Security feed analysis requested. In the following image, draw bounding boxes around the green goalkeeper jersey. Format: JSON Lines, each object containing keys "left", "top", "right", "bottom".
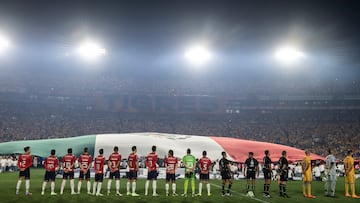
{"left": 182, "top": 154, "right": 196, "bottom": 173}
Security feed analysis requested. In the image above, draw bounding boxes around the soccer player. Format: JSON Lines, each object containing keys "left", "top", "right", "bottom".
{"left": 77, "top": 147, "right": 92, "bottom": 195}
{"left": 324, "top": 148, "right": 337, "bottom": 197}
{"left": 278, "top": 150, "right": 289, "bottom": 198}
{"left": 344, "top": 150, "right": 360, "bottom": 198}
{"left": 182, "top": 148, "right": 196, "bottom": 197}
{"left": 197, "top": 150, "right": 212, "bottom": 196}
{"left": 41, "top": 149, "right": 59, "bottom": 196}
{"left": 244, "top": 152, "right": 259, "bottom": 195}
{"left": 93, "top": 148, "right": 105, "bottom": 196}
{"left": 145, "top": 145, "right": 159, "bottom": 196}
{"left": 302, "top": 150, "right": 316, "bottom": 198}
{"left": 16, "top": 146, "right": 33, "bottom": 195}
{"left": 60, "top": 148, "right": 76, "bottom": 195}
{"left": 165, "top": 149, "right": 178, "bottom": 196}
{"left": 219, "top": 151, "right": 232, "bottom": 196}
{"left": 107, "top": 146, "right": 122, "bottom": 196}
{"left": 262, "top": 150, "right": 272, "bottom": 197}
{"left": 127, "top": 146, "right": 139, "bottom": 196}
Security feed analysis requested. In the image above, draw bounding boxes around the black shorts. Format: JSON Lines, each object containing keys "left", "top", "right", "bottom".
{"left": 63, "top": 171, "right": 75, "bottom": 179}
{"left": 263, "top": 169, "right": 271, "bottom": 180}
{"left": 166, "top": 173, "right": 176, "bottom": 182}
{"left": 127, "top": 171, "right": 137, "bottom": 180}
{"left": 280, "top": 171, "right": 288, "bottom": 182}
{"left": 19, "top": 168, "right": 30, "bottom": 179}
{"left": 79, "top": 170, "right": 91, "bottom": 180}
{"left": 200, "top": 173, "right": 210, "bottom": 180}
{"left": 95, "top": 174, "right": 104, "bottom": 182}
{"left": 185, "top": 172, "right": 194, "bottom": 179}
{"left": 246, "top": 171, "right": 256, "bottom": 179}
{"left": 147, "top": 171, "right": 158, "bottom": 180}
{"left": 221, "top": 171, "right": 232, "bottom": 180}
{"left": 44, "top": 171, "right": 56, "bottom": 181}
{"left": 109, "top": 171, "right": 120, "bottom": 179}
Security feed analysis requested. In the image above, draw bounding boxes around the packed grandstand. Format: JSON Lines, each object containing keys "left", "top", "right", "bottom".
{"left": 0, "top": 70, "right": 359, "bottom": 159}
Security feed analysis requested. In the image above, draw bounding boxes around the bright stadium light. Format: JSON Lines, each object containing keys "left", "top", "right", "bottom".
{"left": 274, "top": 46, "right": 305, "bottom": 64}
{"left": 77, "top": 41, "right": 106, "bottom": 61}
{"left": 184, "top": 45, "right": 212, "bottom": 66}
{"left": 0, "top": 35, "right": 10, "bottom": 53}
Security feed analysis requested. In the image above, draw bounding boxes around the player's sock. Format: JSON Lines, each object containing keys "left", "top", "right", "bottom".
{"left": 246, "top": 183, "right": 250, "bottom": 192}
{"left": 165, "top": 183, "right": 169, "bottom": 195}
{"left": 172, "top": 183, "right": 176, "bottom": 194}
{"left": 184, "top": 179, "right": 189, "bottom": 194}
{"left": 207, "top": 183, "right": 210, "bottom": 195}
{"left": 302, "top": 183, "right": 306, "bottom": 195}
{"left": 87, "top": 181, "right": 91, "bottom": 193}
{"left": 324, "top": 180, "right": 329, "bottom": 195}
{"left": 70, "top": 179, "right": 75, "bottom": 194}
{"left": 267, "top": 184, "right": 270, "bottom": 194}
{"left": 191, "top": 179, "right": 195, "bottom": 194}
{"left": 199, "top": 182, "right": 203, "bottom": 195}
{"left": 152, "top": 180, "right": 157, "bottom": 195}
{"left": 282, "top": 184, "right": 286, "bottom": 194}
{"left": 263, "top": 184, "right": 266, "bottom": 194}
{"left": 227, "top": 184, "right": 232, "bottom": 193}
{"left": 222, "top": 183, "right": 225, "bottom": 195}
{"left": 78, "top": 181, "right": 82, "bottom": 193}
{"left": 42, "top": 182, "right": 47, "bottom": 193}
{"left": 279, "top": 184, "right": 283, "bottom": 196}
{"left": 126, "top": 182, "right": 130, "bottom": 193}
{"left": 132, "top": 182, "right": 136, "bottom": 194}
{"left": 107, "top": 179, "right": 112, "bottom": 193}
{"left": 25, "top": 180, "right": 30, "bottom": 194}
{"left": 115, "top": 180, "right": 120, "bottom": 193}
{"left": 93, "top": 182, "right": 97, "bottom": 195}
{"left": 331, "top": 181, "right": 336, "bottom": 196}
{"left": 252, "top": 184, "right": 255, "bottom": 192}
{"left": 351, "top": 183, "right": 356, "bottom": 196}
{"left": 60, "top": 179, "right": 66, "bottom": 194}
{"left": 51, "top": 182, "right": 55, "bottom": 193}
{"left": 145, "top": 180, "right": 149, "bottom": 195}
{"left": 307, "top": 184, "right": 311, "bottom": 196}
{"left": 97, "top": 182, "right": 102, "bottom": 195}
{"left": 345, "top": 183, "right": 349, "bottom": 195}
{"left": 16, "top": 180, "right": 22, "bottom": 193}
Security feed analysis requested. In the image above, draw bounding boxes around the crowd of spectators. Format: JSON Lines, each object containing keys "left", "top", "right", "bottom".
{"left": 0, "top": 102, "right": 359, "bottom": 159}
{"left": 1, "top": 71, "right": 360, "bottom": 97}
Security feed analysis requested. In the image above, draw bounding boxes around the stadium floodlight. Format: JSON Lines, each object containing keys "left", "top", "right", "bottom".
{"left": 184, "top": 45, "right": 212, "bottom": 66}
{"left": 0, "top": 35, "right": 9, "bottom": 53}
{"left": 274, "top": 46, "right": 305, "bottom": 64}
{"left": 77, "top": 41, "right": 106, "bottom": 61}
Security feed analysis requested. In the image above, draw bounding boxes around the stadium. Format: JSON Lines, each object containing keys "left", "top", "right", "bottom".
{"left": 0, "top": 0, "right": 360, "bottom": 203}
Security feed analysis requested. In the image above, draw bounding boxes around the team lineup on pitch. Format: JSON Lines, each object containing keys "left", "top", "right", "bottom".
{"left": 14, "top": 145, "right": 360, "bottom": 200}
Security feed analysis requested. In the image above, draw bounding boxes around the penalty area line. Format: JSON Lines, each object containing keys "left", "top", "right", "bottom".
{"left": 210, "top": 183, "right": 270, "bottom": 203}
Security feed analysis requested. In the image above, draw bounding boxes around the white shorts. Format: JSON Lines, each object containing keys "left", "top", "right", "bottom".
{"left": 327, "top": 173, "right": 337, "bottom": 181}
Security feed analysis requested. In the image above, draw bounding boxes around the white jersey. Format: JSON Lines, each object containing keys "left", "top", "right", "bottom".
{"left": 325, "top": 154, "right": 336, "bottom": 175}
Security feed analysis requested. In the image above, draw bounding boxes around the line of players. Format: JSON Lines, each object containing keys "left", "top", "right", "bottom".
{"left": 15, "top": 146, "right": 360, "bottom": 198}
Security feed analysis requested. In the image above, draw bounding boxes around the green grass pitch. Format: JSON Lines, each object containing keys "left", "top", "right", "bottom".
{"left": 1, "top": 169, "right": 359, "bottom": 203}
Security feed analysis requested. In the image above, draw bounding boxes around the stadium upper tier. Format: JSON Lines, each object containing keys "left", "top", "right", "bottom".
{"left": 0, "top": 71, "right": 360, "bottom": 97}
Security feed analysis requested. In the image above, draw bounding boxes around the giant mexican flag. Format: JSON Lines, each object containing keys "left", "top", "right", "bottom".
{"left": 0, "top": 133, "right": 324, "bottom": 162}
